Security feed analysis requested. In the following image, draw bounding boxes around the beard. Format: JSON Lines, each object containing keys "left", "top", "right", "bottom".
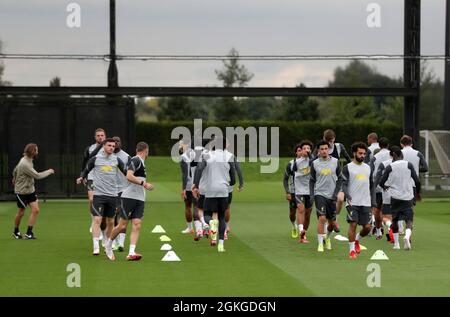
{"left": 356, "top": 156, "right": 364, "bottom": 163}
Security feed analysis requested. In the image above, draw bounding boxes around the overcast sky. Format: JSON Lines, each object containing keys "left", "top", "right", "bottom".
{"left": 0, "top": 0, "right": 446, "bottom": 87}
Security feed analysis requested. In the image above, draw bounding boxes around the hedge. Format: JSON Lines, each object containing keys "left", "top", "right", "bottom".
{"left": 136, "top": 121, "right": 403, "bottom": 157}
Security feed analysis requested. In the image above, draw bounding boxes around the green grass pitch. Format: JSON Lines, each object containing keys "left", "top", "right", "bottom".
{"left": 1, "top": 157, "right": 449, "bottom": 296}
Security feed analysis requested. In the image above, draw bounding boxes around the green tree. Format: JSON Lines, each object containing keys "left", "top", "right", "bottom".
{"left": 329, "top": 60, "right": 401, "bottom": 88}
{"left": 240, "top": 97, "right": 279, "bottom": 121}
{"left": 419, "top": 64, "right": 444, "bottom": 130}
{"left": 215, "top": 48, "right": 254, "bottom": 88}
{"left": 49, "top": 76, "right": 61, "bottom": 87}
{"left": 214, "top": 48, "right": 254, "bottom": 121}
{"left": 318, "top": 60, "right": 404, "bottom": 124}
{"left": 278, "top": 84, "right": 319, "bottom": 121}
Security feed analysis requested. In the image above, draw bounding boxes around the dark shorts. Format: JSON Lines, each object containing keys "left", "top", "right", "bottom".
{"left": 381, "top": 204, "right": 392, "bottom": 215}
{"left": 197, "top": 194, "right": 206, "bottom": 209}
{"left": 228, "top": 192, "right": 233, "bottom": 205}
{"left": 375, "top": 193, "right": 383, "bottom": 209}
{"left": 315, "top": 196, "right": 337, "bottom": 221}
{"left": 119, "top": 197, "right": 145, "bottom": 220}
{"left": 91, "top": 195, "right": 117, "bottom": 218}
{"left": 346, "top": 205, "right": 372, "bottom": 225}
{"left": 295, "top": 195, "right": 312, "bottom": 209}
{"left": 86, "top": 180, "right": 94, "bottom": 191}
{"left": 288, "top": 193, "right": 296, "bottom": 210}
{"left": 184, "top": 190, "right": 197, "bottom": 207}
{"left": 391, "top": 198, "right": 414, "bottom": 221}
{"left": 16, "top": 192, "right": 37, "bottom": 208}
{"left": 204, "top": 197, "right": 229, "bottom": 214}
{"left": 392, "top": 208, "right": 414, "bottom": 222}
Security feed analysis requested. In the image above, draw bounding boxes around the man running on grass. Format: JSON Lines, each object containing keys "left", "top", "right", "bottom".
{"left": 105, "top": 142, "right": 153, "bottom": 261}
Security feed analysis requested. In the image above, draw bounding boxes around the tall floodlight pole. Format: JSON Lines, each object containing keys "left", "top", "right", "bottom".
{"left": 108, "top": 0, "right": 118, "bottom": 88}
{"left": 404, "top": 0, "right": 421, "bottom": 145}
{"left": 444, "top": 0, "right": 450, "bottom": 130}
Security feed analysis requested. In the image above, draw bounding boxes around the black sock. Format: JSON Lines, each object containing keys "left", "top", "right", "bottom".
{"left": 27, "top": 226, "right": 33, "bottom": 234}
{"left": 14, "top": 227, "right": 19, "bottom": 234}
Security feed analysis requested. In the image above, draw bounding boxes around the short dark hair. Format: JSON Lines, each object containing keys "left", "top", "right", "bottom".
{"left": 379, "top": 137, "right": 389, "bottom": 148}
{"left": 323, "top": 129, "right": 335, "bottom": 141}
{"left": 317, "top": 140, "right": 330, "bottom": 149}
{"left": 351, "top": 142, "right": 367, "bottom": 153}
{"left": 136, "top": 142, "right": 149, "bottom": 152}
{"left": 389, "top": 145, "right": 403, "bottom": 159}
{"left": 112, "top": 136, "right": 121, "bottom": 143}
{"left": 104, "top": 138, "right": 116, "bottom": 144}
{"left": 299, "top": 140, "right": 314, "bottom": 150}
{"left": 400, "top": 135, "right": 413, "bottom": 146}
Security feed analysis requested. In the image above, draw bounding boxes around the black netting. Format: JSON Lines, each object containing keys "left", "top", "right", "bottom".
{"left": 0, "top": 97, "right": 135, "bottom": 199}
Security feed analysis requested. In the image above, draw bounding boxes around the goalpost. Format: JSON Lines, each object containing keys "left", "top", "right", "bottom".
{"left": 420, "top": 130, "right": 450, "bottom": 190}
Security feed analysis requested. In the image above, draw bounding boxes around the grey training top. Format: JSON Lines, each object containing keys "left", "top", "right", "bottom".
{"left": 81, "top": 152, "right": 126, "bottom": 197}
{"left": 370, "top": 148, "right": 391, "bottom": 193}
{"left": 121, "top": 156, "right": 147, "bottom": 202}
{"left": 292, "top": 156, "right": 311, "bottom": 196}
{"left": 379, "top": 160, "right": 421, "bottom": 201}
{"left": 283, "top": 160, "right": 295, "bottom": 194}
{"left": 193, "top": 149, "right": 236, "bottom": 198}
{"left": 309, "top": 156, "right": 342, "bottom": 200}
{"left": 342, "top": 162, "right": 374, "bottom": 207}
{"left": 115, "top": 149, "right": 131, "bottom": 194}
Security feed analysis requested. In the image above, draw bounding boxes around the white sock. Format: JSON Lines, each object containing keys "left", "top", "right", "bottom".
{"left": 200, "top": 216, "right": 206, "bottom": 226}
{"left": 349, "top": 242, "right": 355, "bottom": 252}
{"left": 187, "top": 222, "right": 193, "bottom": 230}
{"left": 103, "top": 237, "right": 109, "bottom": 246}
{"left": 118, "top": 233, "right": 126, "bottom": 247}
{"left": 291, "top": 221, "right": 296, "bottom": 229}
{"left": 93, "top": 238, "right": 99, "bottom": 249}
{"left": 318, "top": 234, "right": 324, "bottom": 245}
{"left": 194, "top": 220, "right": 202, "bottom": 232}
{"left": 398, "top": 221, "right": 404, "bottom": 232}
{"left": 298, "top": 224, "right": 304, "bottom": 233}
{"left": 356, "top": 233, "right": 361, "bottom": 241}
{"left": 129, "top": 244, "right": 136, "bottom": 255}
{"left": 219, "top": 239, "right": 224, "bottom": 246}
{"left": 385, "top": 220, "right": 392, "bottom": 229}
{"left": 323, "top": 223, "right": 327, "bottom": 233}
{"left": 394, "top": 233, "right": 399, "bottom": 246}
{"left": 107, "top": 238, "right": 113, "bottom": 248}
{"left": 226, "top": 222, "right": 230, "bottom": 230}
{"left": 376, "top": 228, "right": 382, "bottom": 236}
{"left": 102, "top": 230, "right": 107, "bottom": 239}
{"left": 405, "top": 228, "right": 412, "bottom": 241}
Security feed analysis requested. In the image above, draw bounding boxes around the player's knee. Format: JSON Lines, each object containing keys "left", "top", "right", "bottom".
{"left": 132, "top": 220, "right": 142, "bottom": 229}
{"left": 31, "top": 207, "right": 40, "bottom": 214}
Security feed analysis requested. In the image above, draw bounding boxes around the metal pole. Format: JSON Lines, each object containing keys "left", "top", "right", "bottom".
{"left": 444, "top": 0, "right": 450, "bottom": 130}
{"left": 108, "top": 0, "right": 118, "bottom": 88}
{"left": 404, "top": 0, "right": 421, "bottom": 145}
{"left": 425, "top": 129, "right": 430, "bottom": 188}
